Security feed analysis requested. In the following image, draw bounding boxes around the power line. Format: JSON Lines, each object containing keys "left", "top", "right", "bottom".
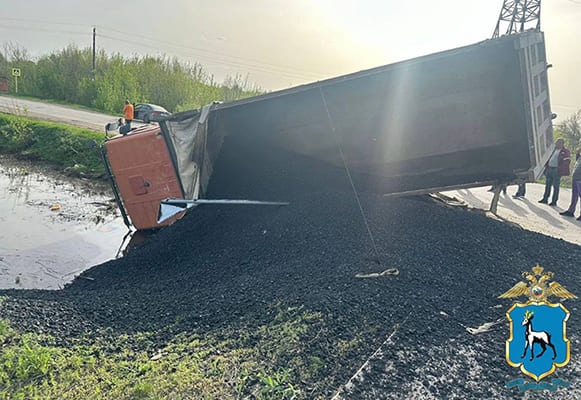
{"left": 0, "top": 17, "right": 331, "bottom": 83}
{"left": 0, "top": 17, "right": 330, "bottom": 78}
{"left": 96, "top": 25, "right": 329, "bottom": 79}
{"left": 98, "top": 33, "right": 322, "bottom": 82}
{"left": 98, "top": 34, "right": 321, "bottom": 79}
{"left": 98, "top": 34, "right": 330, "bottom": 83}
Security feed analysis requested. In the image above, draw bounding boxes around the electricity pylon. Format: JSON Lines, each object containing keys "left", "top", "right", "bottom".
{"left": 492, "top": 0, "right": 541, "bottom": 38}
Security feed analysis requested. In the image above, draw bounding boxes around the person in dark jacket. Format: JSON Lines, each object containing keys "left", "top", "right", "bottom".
{"left": 560, "top": 138, "right": 581, "bottom": 219}
{"left": 538, "top": 138, "right": 571, "bottom": 206}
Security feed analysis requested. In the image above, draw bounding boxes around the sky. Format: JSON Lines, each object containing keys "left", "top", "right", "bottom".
{"left": 1, "top": 0, "right": 580, "bottom": 121}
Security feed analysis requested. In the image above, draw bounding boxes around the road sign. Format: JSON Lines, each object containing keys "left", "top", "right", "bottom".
{"left": 11, "top": 68, "right": 21, "bottom": 77}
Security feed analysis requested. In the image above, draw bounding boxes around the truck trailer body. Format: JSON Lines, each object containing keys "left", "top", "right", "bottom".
{"left": 103, "top": 30, "right": 555, "bottom": 231}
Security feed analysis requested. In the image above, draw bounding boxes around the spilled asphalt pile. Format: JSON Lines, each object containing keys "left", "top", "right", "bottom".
{"left": 2, "top": 134, "right": 581, "bottom": 399}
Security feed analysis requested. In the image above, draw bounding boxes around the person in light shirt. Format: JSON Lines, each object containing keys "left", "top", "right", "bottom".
{"left": 538, "top": 138, "right": 571, "bottom": 206}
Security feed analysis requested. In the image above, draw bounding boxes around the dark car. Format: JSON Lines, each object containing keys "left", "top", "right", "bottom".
{"left": 134, "top": 103, "right": 171, "bottom": 123}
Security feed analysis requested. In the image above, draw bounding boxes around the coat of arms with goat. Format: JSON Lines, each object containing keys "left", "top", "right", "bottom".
{"left": 499, "top": 264, "right": 576, "bottom": 382}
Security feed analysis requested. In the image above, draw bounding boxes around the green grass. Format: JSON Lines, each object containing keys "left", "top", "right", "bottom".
{"left": 0, "top": 305, "right": 352, "bottom": 399}
{"left": 536, "top": 176, "right": 571, "bottom": 189}
{"left": 0, "top": 112, "right": 106, "bottom": 178}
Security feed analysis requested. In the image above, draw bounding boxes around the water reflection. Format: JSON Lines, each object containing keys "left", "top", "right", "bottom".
{"left": 6, "top": 166, "right": 33, "bottom": 202}
{"left": 0, "top": 156, "right": 129, "bottom": 290}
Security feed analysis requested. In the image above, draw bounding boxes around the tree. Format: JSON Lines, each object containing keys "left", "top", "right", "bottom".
{"left": 2, "top": 42, "right": 30, "bottom": 63}
{"left": 556, "top": 110, "right": 581, "bottom": 151}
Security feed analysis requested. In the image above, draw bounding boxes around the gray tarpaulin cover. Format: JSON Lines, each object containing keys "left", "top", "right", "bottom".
{"left": 161, "top": 104, "right": 217, "bottom": 199}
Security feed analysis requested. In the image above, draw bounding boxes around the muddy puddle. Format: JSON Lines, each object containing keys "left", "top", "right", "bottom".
{"left": 0, "top": 155, "right": 131, "bottom": 290}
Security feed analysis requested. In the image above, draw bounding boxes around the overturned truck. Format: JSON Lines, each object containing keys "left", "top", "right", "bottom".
{"left": 103, "top": 30, "right": 556, "bottom": 231}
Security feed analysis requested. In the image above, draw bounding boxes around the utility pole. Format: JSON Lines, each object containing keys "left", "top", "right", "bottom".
{"left": 92, "top": 27, "right": 96, "bottom": 80}
{"left": 492, "top": 0, "right": 541, "bottom": 39}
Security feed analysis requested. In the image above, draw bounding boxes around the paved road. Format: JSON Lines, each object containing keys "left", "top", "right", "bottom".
{"left": 444, "top": 183, "right": 581, "bottom": 246}
{"left": 0, "top": 95, "right": 122, "bottom": 132}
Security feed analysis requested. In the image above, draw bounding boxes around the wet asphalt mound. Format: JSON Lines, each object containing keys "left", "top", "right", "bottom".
{"left": 2, "top": 137, "right": 581, "bottom": 398}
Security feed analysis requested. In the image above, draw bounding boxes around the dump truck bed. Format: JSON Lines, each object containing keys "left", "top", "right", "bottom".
{"left": 203, "top": 30, "right": 553, "bottom": 196}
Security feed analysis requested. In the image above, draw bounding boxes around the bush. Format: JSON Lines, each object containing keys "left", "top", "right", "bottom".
{"left": 0, "top": 45, "right": 265, "bottom": 114}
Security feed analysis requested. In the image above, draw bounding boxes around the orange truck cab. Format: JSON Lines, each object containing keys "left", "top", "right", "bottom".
{"left": 102, "top": 124, "right": 185, "bottom": 231}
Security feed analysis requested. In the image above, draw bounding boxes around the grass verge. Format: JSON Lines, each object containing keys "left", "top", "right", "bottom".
{"left": 0, "top": 112, "right": 106, "bottom": 179}
{"left": 0, "top": 305, "right": 363, "bottom": 399}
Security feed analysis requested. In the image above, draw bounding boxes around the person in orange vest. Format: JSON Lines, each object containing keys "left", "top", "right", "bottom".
{"left": 123, "top": 99, "right": 134, "bottom": 130}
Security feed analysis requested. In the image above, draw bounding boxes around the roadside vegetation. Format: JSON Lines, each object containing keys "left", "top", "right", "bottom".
{"left": 0, "top": 112, "right": 106, "bottom": 178}
{"left": 0, "top": 302, "right": 354, "bottom": 399}
{"left": 0, "top": 43, "right": 263, "bottom": 115}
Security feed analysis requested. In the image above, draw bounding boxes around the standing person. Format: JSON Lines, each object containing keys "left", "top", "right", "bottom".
{"left": 560, "top": 138, "right": 581, "bottom": 219}
{"left": 513, "top": 182, "right": 526, "bottom": 199}
{"left": 123, "top": 99, "right": 134, "bottom": 130}
{"left": 538, "top": 138, "right": 571, "bottom": 206}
